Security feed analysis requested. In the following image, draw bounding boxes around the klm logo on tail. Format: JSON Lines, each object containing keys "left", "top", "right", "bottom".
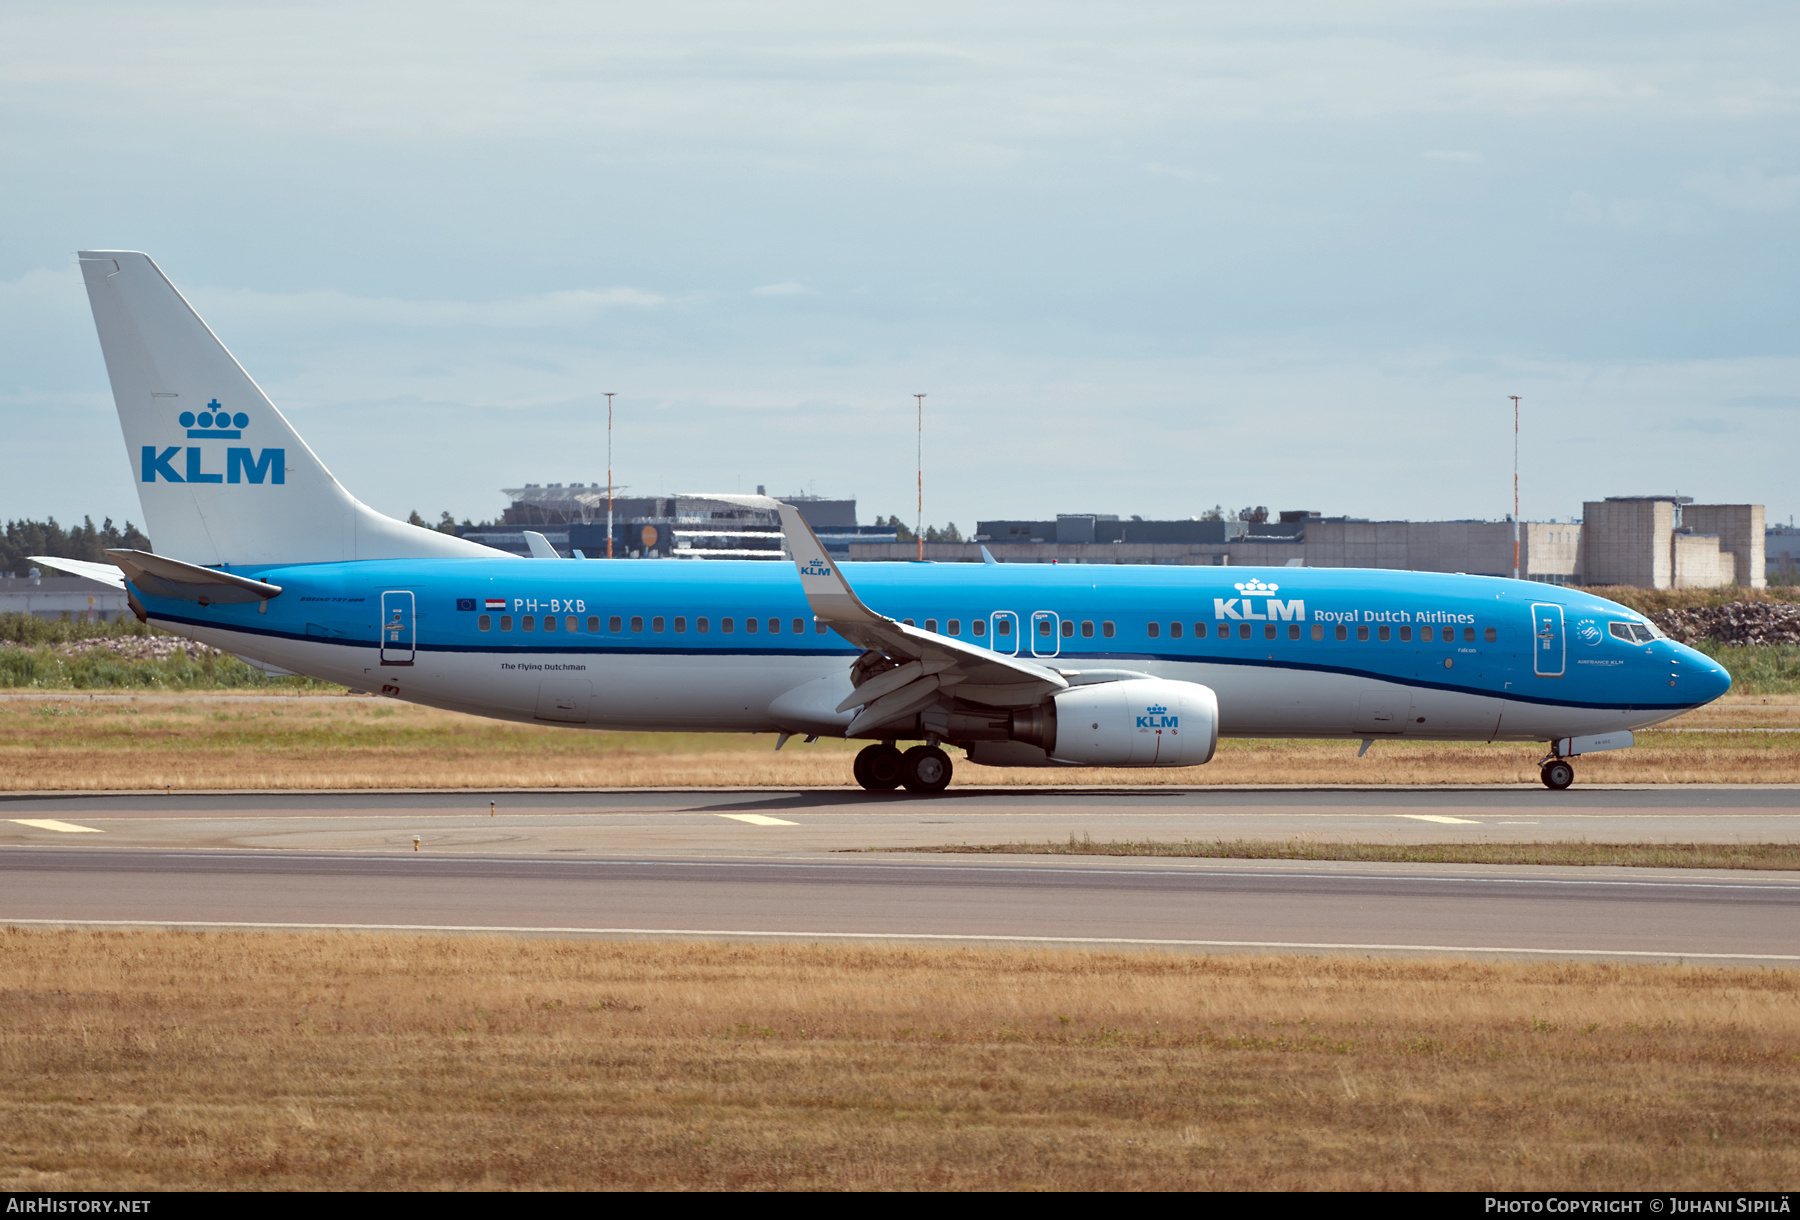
{"left": 142, "top": 399, "right": 284, "bottom": 485}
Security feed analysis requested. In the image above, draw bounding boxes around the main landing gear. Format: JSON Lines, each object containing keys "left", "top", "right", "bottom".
{"left": 1539, "top": 756, "right": 1575, "bottom": 790}
{"left": 853, "top": 742, "right": 954, "bottom": 794}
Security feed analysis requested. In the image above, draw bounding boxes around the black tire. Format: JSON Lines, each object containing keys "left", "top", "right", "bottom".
{"left": 854, "top": 744, "right": 904, "bottom": 792}
{"left": 900, "top": 745, "right": 953, "bottom": 794}
{"left": 1541, "top": 760, "right": 1574, "bottom": 790}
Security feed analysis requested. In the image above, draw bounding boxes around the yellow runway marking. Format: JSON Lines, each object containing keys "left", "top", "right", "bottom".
{"left": 1395, "top": 814, "right": 1482, "bottom": 825}
{"left": 10, "top": 818, "right": 104, "bottom": 833}
{"left": 717, "top": 813, "right": 799, "bottom": 826}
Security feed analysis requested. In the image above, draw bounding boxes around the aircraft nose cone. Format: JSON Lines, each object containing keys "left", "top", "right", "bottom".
{"left": 1700, "top": 654, "right": 1733, "bottom": 701}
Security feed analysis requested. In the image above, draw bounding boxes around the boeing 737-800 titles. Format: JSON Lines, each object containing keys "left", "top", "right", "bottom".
{"left": 34, "top": 252, "right": 1732, "bottom": 793}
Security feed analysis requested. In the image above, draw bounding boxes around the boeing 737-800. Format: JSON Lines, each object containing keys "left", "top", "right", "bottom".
{"left": 34, "top": 251, "right": 1732, "bottom": 793}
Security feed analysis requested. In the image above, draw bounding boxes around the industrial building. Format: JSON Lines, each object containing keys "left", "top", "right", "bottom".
{"left": 850, "top": 496, "right": 1768, "bottom": 590}
{"left": 0, "top": 569, "right": 130, "bottom": 621}
{"left": 459, "top": 484, "right": 895, "bottom": 559}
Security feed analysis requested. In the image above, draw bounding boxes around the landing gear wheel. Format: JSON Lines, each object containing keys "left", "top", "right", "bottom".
{"left": 1541, "top": 759, "right": 1575, "bottom": 790}
{"left": 853, "top": 744, "right": 904, "bottom": 792}
{"left": 901, "top": 745, "right": 953, "bottom": 794}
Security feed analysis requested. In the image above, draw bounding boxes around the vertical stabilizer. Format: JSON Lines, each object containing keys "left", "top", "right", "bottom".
{"left": 76, "top": 251, "right": 509, "bottom": 566}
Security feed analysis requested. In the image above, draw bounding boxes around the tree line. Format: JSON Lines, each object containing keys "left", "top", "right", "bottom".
{"left": 3, "top": 517, "right": 153, "bottom": 577}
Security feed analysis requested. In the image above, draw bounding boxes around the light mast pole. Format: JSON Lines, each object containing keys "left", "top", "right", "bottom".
{"left": 914, "top": 393, "right": 926, "bottom": 561}
{"left": 605, "top": 392, "right": 615, "bottom": 559}
{"left": 1510, "top": 395, "right": 1520, "bottom": 580}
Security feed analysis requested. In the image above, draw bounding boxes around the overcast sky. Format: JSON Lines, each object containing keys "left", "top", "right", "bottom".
{"left": 3, "top": 1, "right": 1796, "bottom": 536}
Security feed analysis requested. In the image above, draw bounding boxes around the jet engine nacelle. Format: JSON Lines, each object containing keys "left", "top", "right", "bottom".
{"left": 1043, "top": 677, "right": 1218, "bottom": 767}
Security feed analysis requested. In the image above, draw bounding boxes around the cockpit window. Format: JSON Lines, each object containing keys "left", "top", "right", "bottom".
{"left": 1610, "top": 621, "right": 1658, "bottom": 643}
{"left": 1633, "top": 623, "right": 1658, "bottom": 642}
{"left": 1608, "top": 622, "right": 1634, "bottom": 642}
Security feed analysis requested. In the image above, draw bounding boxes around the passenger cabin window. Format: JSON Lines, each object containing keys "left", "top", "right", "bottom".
{"left": 523, "top": 616, "right": 536, "bottom": 632}
{"left": 973, "top": 620, "right": 986, "bottom": 637}
{"left": 587, "top": 616, "right": 599, "bottom": 632}
{"left": 1195, "top": 623, "right": 1209, "bottom": 639}
{"left": 479, "top": 614, "right": 491, "bottom": 631}
{"left": 653, "top": 616, "right": 665, "bottom": 633}
{"left": 925, "top": 619, "right": 937, "bottom": 633}
{"left": 722, "top": 618, "right": 734, "bottom": 633}
{"left": 815, "top": 620, "right": 828, "bottom": 634}
{"left": 1335, "top": 625, "right": 1347, "bottom": 641}
{"left": 1484, "top": 627, "right": 1496, "bottom": 642}
{"left": 768, "top": 618, "right": 780, "bottom": 634}
{"left": 1312, "top": 624, "right": 1323, "bottom": 640}
{"left": 995, "top": 619, "right": 1010, "bottom": 637}
{"left": 793, "top": 618, "right": 805, "bottom": 635}
{"left": 674, "top": 617, "right": 686, "bottom": 633}
{"left": 1081, "top": 621, "right": 1095, "bottom": 638}
{"left": 1147, "top": 622, "right": 1160, "bottom": 639}
{"left": 1463, "top": 627, "right": 1475, "bottom": 643}
{"left": 566, "top": 616, "right": 577, "bottom": 632}
{"left": 1421, "top": 625, "right": 1434, "bottom": 642}
{"left": 1378, "top": 625, "right": 1390, "bottom": 641}
{"left": 746, "top": 618, "right": 758, "bottom": 633}
{"left": 501, "top": 615, "right": 513, "bottom": 631}
{"left": 1061, "top": 620, "right": 1074, "bottom": 638}
{"left": 630, "top": 616, "right": 643, "bottom": 632}
{"left": 1102, "top": 622, "right": 1115, "bottom": 638}
{"left": 1287, "top": 624, "right": 1301, "bottom": 640}
{"left": 947, "top": 620, "right": 961, "bottom": 636}
{"left": 903, "top": 618, "right": 915, "bottom": 627}
{"left": 1038, "top": 619, "right": 1051, "bottom": 637}
{"left": 1356, "top": 625, "right": 1368, "bottom": 641}
{"left": 543, "top": 615, "right": 557, "bottom": 632}
{"left": 698, "top": 618, "right": 710, "bottom": 633}
{"left": 1170, "top": 622, "right": 1183, "bottom": 639}
{"left": 1263, "top": 624, "right": 1275, "bottom": 640}
{"left": 1399, "top": 626, "right": 1411, "bottom": 641}
{"left": 609, "top": 616, "right": 622, "bottom": 632}
{"left": 1238, "top": 623, "right": 1251, "bottom": 640}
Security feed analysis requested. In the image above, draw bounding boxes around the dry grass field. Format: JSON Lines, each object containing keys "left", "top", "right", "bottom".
{"left": 1, "top": 929, "right": 1796, "bottom": 1191}
{"left": 1, "top": 693, "right": 1797, "bottom": 790}
{"left": 896, "top": 839, "right": 1800, "bottom": 869}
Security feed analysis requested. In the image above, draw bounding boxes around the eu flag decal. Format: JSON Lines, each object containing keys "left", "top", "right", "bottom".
{"left": 456, "top": 598, "right": 476, "bottom": 611}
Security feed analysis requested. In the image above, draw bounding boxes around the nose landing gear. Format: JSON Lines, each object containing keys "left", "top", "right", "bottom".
{"left": 1539, "top": 757, "right": 1575, "bottom": 790}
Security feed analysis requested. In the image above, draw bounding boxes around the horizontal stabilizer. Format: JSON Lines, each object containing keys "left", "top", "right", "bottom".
{"left": 106, "top": 548, "right": 282, "bottom": 604}
{"left": 26, "top": 556, "right": 126, "bottom": 589}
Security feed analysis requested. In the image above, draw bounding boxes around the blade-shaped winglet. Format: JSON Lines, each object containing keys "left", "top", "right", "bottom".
{"left": 106, "top": 549, "right": 282, "bottom": 604}
{"left": 27, "top": 556, "right": 127, "bottom": 589}
{"left": 524, "top": 531, "right": 561, "bottom": 559}
{"left": 707, "top": 494, "right": 885, "bottom": 625}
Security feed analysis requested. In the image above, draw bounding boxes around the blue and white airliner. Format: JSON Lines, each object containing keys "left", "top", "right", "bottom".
{"left": 35, "top": 251, "right": 1732, "bottom": 793}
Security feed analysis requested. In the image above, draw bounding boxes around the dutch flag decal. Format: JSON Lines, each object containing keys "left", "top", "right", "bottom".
{"left": 485, "top": 598, "right": 506, "bottom": 611}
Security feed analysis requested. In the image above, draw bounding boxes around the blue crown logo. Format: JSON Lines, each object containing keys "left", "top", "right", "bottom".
{"left": 180, "top": 398, "right": 249, "bottom": 439}
{"left": 1146, "top": 705, "right": 1167, "bottom": 714}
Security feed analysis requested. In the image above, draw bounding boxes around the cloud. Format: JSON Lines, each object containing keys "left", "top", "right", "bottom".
{"left": 751, "top": 281, "right": 809, "bottom": 297}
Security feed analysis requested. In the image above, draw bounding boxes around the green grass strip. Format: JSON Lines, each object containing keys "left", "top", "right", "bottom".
{"left": 876, "top": 837, "right": 1800, "bottom": 870}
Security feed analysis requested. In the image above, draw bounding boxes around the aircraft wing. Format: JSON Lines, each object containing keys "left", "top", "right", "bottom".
{"left": 711, "top": 496, "right": 1068, "bottom": 729}
{"left": 26, "top": 556, "right": 127, "bottom": 589}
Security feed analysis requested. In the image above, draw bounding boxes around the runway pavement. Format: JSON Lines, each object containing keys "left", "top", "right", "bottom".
{"left": 3, "top": 785, "right": 1798, "bottom": 857}
{"left": 3, "top": 786, "right": 1799, "bottom": 961}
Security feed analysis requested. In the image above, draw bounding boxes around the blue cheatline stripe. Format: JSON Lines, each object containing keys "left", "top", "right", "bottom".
{"left": 150, "top": 610, "right": 1698, "bottom": 715}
